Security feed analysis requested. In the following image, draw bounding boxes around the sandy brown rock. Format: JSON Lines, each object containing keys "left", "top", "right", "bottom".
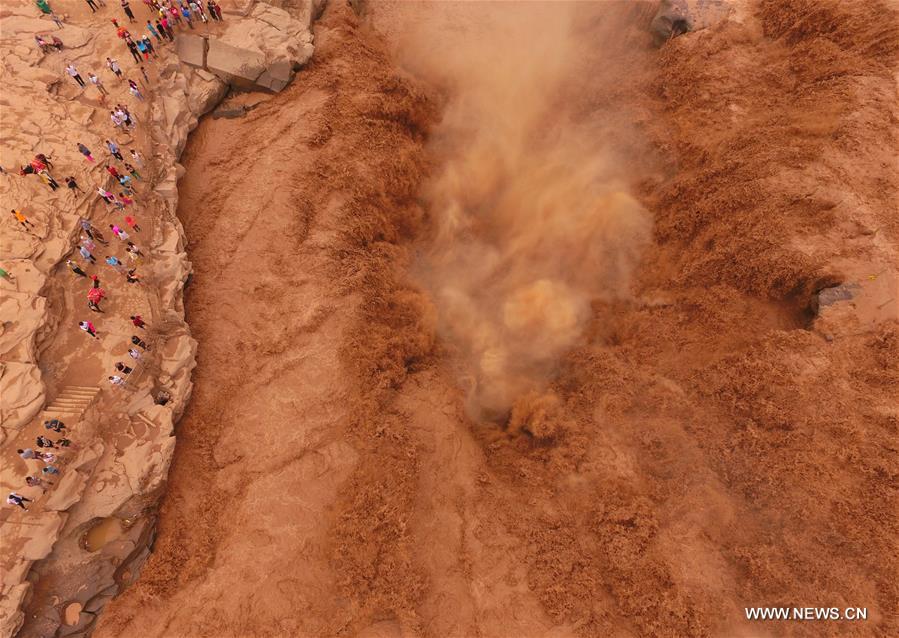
{"left": 0, "top": 0, "right": 318, "bottom": 636}
{"left": 175, "top": 3, "right": 314, "bottom": 91}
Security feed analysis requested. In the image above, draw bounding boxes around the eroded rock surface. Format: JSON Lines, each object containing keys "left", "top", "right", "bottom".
{"left": 0, "top": 0, "right": 317, "bottom": 636}
{"left": 176, "top": 3, "right": 314, "bottom": 91}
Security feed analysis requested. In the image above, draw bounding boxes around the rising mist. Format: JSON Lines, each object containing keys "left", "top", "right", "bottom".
{"left": 405, "top": 3, "right": 652, "bottom": 421}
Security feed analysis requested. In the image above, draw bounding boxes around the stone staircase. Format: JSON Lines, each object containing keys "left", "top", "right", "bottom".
{"left": 134, "top": 412, "right": 157, "bottom": 430}
{"left": 40, "top": 386, "right": 101, "bottom": 422}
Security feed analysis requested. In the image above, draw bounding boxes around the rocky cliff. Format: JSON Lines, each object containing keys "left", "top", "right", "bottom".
{"left": 0, "top": 1, "right": 318, "bottom": 635}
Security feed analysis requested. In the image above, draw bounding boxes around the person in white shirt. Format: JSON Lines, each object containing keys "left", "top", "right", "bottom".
{"left": 88, "top": 72, "right": 108, "bottom": 95}
{"left": 7, "top": 493, "right": 32, "bottom": 510}
{"left": 65, "top": 63, "right": 85, "bottom": 87}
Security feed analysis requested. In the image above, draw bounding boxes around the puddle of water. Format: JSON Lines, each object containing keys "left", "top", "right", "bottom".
{"left": 84, "top": 518, "right": 124, "bottom": 552}
{"left": 64, "top": 602, "right": 83, "bottom": 626}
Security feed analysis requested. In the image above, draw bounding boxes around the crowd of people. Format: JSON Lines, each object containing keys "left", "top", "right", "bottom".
{"left": 9, "top": 420, "right": 73, "bottom": 511}
{"left": 6, "top": 0, "right": 200, "bottom": 514}
{"left": 36, "top": 0, "right": 225, "bottom": 102}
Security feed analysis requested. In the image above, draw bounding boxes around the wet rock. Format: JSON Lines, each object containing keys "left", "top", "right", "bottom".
{"left": 651, "top": 0, "right": 692, "bottom": 46}
{"left": 212, "top": 104, "right": 248, "bottom": 119}
{"left": 815, "top": 283, "right": 860, "bottom": 311}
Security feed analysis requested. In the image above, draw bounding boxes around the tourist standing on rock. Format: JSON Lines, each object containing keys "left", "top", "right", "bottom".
{"left": 36, "top": 436, "right": 57, "bottom": 448}
{"left": 88, "top": 286, "right": 105, "bottom": 312}
{"left": 17, "top": 448, "right": 36, "bottom": 460}
{"left": 57, "top": 437, "right": 72, "bottom": 447}
{"left": 77, "top": 142, "right": 95, "bottom": 161}
{"left": 111, "top": 224, "right": 130, "bottom": 241}
{"left": 129, "top": 148, "right": 144, "bottom": 167}
{"left": 141, "top": 35, "right": 157, "bottom": 57}
{"left": 91, "top": 274, "right": 101, "bottom": 288}
{"left": 124, "top": 162, "right": 141, "bottom": 181}
{"left": 48, "top": 11, "right": 64, "bottom": 28}
{"left": 35, "top": 34, "right": 53, "bottom": 53}
{"left": 107, "top": 57, "right": 124, "bottom": 80}
{"left": 213, "top": 1, "right": 222, "bottom": 21}
{"left": 146, "top": 20, "right": 161, "bottom": 41}
{"left": 35, "top": 451, "right": 57, "bottom": 463}
{"left": 136, "top": 37, "right": 154, "bottom": 61}
{"left": 30, "top": 156, "right": 48, "bottom": 172}
{"left": 106, "top": 164, "right": 121, "bottom": 179}
{"left": 79, "top": 320, "right": 98, "bottom": 338}
{"left": 0, "top": 267, "right": 14, "bottom": 282}
{"left": 130, "top": 314, "right": 147, "bottom": 329}
{"left": 110, "top": 110, "right": 124, "bottom": 129}
{"left": 125, "top": 239, "right": 142, "bottom": 256}
{"left": 139, "top": 65, "right": 151, "bottom": 85}
{"left": 92, "top": 227, "right": 109, "bottom": 244}
{"left": 38, "top": 171, "right": 60, "bottom": 191}
{"left": 115, "top": 105, "right": 135, "bottom": 129}
{"left": 65, "top": 175, "right": 84, "bottom": 194}
{"left": 127, "top": 39, "right": 141, "bottom": 63}
{"left": 126, "top": 242, "right": 142, "bottom": 263}
{"left": 65, "top": 62, "right": 85, "bottom": 87}
{"left": 122, "top": 0, "right": 136, "bottom": 23}
{"left": 106, "top": 255, "right": 126, "bottom": 273}
{"left": 79, "top": 244, "right": 97, "bottom": 264}
{"left": 10, "top": 209, "right": 35, "bottom": 231}
{"left": 125, "top": 268, "right": 141, "bottom": 284}
{"left": 66, "top": 259, "right": 88, "bottom": 277}
{"left": 190, "top": 1, "right": 206, "bottom": 23}
{"left": 106, "top": 139, "right": 124, "bottom": 161}
{"left": 109, "top": 375, "right": 126, "bottom": 387}
{"left": 81, "top": 235, "right": 97, "bottom": 255}
{"left": 7, "top": 493, "right": 32, "bottom": 511}
{"left": 131, "top": 334, "right": 149, "bottom": 350}
{"left": 135, "top": 38, "right": 147, "bottom": 60}
{"left": 26, "top": 476, "right": 53, "bottom": 490}
{"left": 181, "top": 4, "right": 193, "bottom": 28}
{"left": 120, "top": 106, "right": 136, "bottom": 129}
{"left": 81, "top": 218, "right": 105, "bottom": 242}
{"left": 125, "top": 220, "right": 140, "bottom": 238}
{"left": 88, "top": 72, "right": 109, "bottom": 96}
{"left": 155, "top": 18, "right": 169, "bottom": 41}
{"left": 44, "top": 419, "right": 66, "bottom": 432}
{"left": 128, "top": 347, "right": 142, "bottom": 361}
{"left": 85, "top": 0, "right": 99, "bottom": 11}
{"left": 97, "top": 187, "right": 116, "bottom": 205}
{"left": 115, "top": 362, "right": 134, "bottom": 375}
{"left": 78, "top": 246, "right": 97, "bottom": 264}
{"left": 35, "top": 152, "right": 53, "bottom": 169}
{"left": 128, "top": 79, "right": 144, "bottom": 100}
{"left": 161, "top": 17, "right": 175, "bottom": 40}
{"left": 42, "top": 465, "right": 60, "bottom": 477}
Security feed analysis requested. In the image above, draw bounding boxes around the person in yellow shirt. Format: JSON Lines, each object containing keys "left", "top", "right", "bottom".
{"left": 10, "top": 209, "right": 35, "bottom": 230}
